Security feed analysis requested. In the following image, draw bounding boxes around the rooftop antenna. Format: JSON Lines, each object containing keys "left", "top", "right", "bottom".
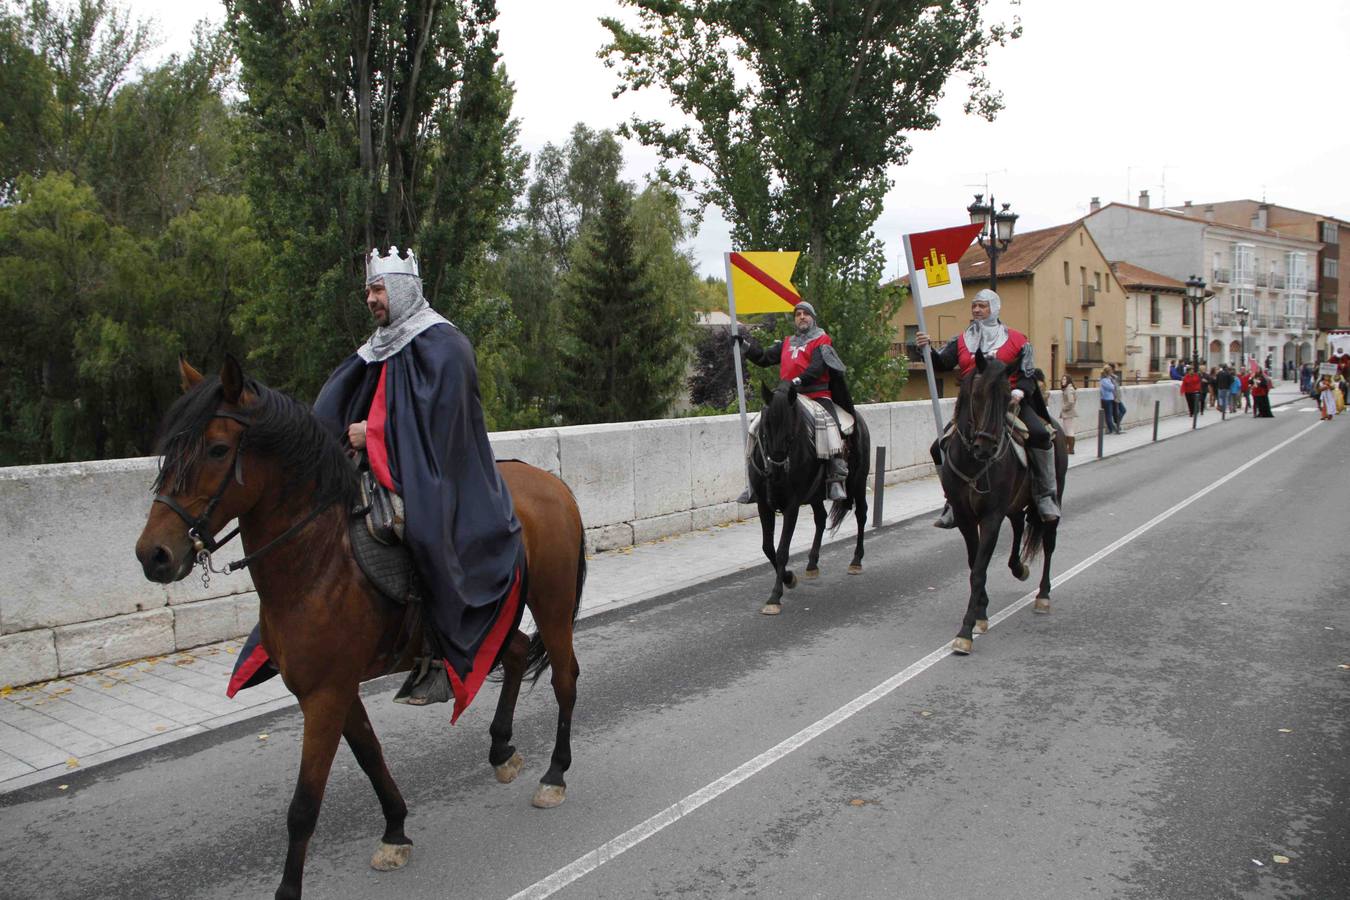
{"left": 1159, "top": 164, "right": 1175, "bottom": 208}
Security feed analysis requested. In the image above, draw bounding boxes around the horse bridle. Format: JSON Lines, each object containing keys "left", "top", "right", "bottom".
{"left": 945, "top": 407, "right": 1011, "bottom": 496}
{"left": 153, "top": 408, "right": 329, "bottom": 587}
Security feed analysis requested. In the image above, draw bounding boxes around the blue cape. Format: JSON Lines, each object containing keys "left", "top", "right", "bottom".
{"left": 314, "top": 323, "right": 522, "bottom": 683}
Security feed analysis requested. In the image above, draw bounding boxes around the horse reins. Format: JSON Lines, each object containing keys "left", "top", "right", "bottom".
{"left": 945, "top": 415, "right": 1011, "bottom": 496}
{"left": 154, "top": 408, "right": 331, "bottom": 587}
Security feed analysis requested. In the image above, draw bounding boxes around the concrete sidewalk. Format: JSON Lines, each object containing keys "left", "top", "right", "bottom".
{"left": 0, "top": 382, "right": 1315, "bottom": 794}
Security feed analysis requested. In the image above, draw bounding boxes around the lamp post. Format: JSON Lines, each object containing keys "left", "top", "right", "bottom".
{"left": 1185, "top": 275, "right": 1207, "bottom": 375}
{"left": 967, "top": 193, "right": 1018, "bottom": 292}
{"left": 1235, "top": 305, "right": 1249, "bottom": 369}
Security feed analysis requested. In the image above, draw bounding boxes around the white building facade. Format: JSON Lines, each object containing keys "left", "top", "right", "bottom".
{"left": 1085, "top": 203, "right": 1320, "bottom": 376}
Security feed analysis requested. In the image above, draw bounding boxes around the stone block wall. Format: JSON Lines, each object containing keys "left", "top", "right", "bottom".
{"left": 0, "top": 384, "right": 1186, "bottom": 687}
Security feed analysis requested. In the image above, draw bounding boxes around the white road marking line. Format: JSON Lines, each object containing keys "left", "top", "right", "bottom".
{"left": 506, "top": 419, "right": 1322, "bottom": 900}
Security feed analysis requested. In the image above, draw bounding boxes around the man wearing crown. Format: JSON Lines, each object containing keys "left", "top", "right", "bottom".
{"left": 312, "top": 247, "right": 523, "bottom": 716}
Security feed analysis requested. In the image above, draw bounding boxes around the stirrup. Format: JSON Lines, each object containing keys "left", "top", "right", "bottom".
{"left": 933, "top": 503, "right": 957, "bottom": 529}
{"left": 393, "top": 657, "right": 451, "bottom": 706}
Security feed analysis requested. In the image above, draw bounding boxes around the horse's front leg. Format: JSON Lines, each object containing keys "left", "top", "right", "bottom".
{"left": 1007, "top": 510, "right": 1029, "bottom": 583}
{"left": 758, "top": 499, "right": 785, "bottom": 608}
{"left": 342, "top": 696, "right": 412, "bottom": 872}
{"left": 953, "top": 512, "right": 1002, "bottom": 655}
{"left": 277, "top": 687, "right": 355, "bottom": 900}
{"left": 763, "top": 503, "right": 800, "bottom": 615}
{"left": 804, "top": 500, "right": 827, "bottom": 578}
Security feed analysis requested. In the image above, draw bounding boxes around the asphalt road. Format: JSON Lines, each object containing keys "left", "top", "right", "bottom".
{"left": 4, "top": 401, "right": 1347, "bottom": 900}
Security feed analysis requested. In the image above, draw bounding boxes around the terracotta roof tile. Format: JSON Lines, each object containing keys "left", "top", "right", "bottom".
{"left": 956, "top": 221, "right": 1078, "bottom": 279}
{"left": 1108, "top": 261, "right": 1187, "bottom": 292}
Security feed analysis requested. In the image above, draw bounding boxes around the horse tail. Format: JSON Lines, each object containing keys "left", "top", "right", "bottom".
{"left": 1021, "top": 510, "right": 1045, "bottom": 564}
{"left": 522, "top": 533, "right": 586, "bottom": 685}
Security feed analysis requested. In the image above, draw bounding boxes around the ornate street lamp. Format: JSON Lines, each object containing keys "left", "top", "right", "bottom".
{"left": 967, "top": 193, "right": 1018, "bottom": 291}
{"left": 1235, "top": 305, "right": 1249, "bottom": 369}
{"left": 1185, "top": 275, "right": 1207, "bottom": 374}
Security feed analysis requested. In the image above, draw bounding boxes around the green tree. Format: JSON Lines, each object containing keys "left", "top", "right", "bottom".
{"left": 227, "top": 0, "right": 526, "bottom": 397}
{"left": 525, "top": 123, "right": 624, "bottom": 270}
{"left": 556, "top": 183, "right": 690, "bottom": 424}
{"left": 0, "top": 0, "right": 153, "bottom": 190}
{"left": 601, "top": 0, "right": 1017, "bottom": 399}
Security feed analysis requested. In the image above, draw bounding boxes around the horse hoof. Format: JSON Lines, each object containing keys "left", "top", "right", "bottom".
{"left": 761, "top": 603, "right": 782, "bottom": 616}
{"left": 1013, "top": 564, "right": 1030, "bottom": 581}
{"left": 975, "top": 619, "right": 988, "bottom": 634}
{"left": 1033, "top": 596, "right": 1051, "bottom": 614}
{"left": 803, "top": 568, "right": 819, "bottom": 580}
{"left": 532, "top": 783, "right": 566, "bottom": 809}
{"left": 494, "top": 750, "right": 524, "bottom": 784}
{"left": 952, "top": 637, "right": 972, "bottom": 655}
{"left": 847, "top": 564, "right": 862, "bottom": 575}
{"left": 371, "top": 841, "right": 412, "bottom": 872}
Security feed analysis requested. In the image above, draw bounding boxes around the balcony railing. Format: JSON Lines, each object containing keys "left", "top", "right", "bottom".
{"left": 1075, "top": 341, "right": 1104, "bottom": 362}
{"left": 1255, "top": 272, "right": 1269, "bottom": 287}
{"left": 899, "top": 342, "right": 926, "bottom": 363}
{"left": 1270, "top": 273, "right": 1286, "bottom": 289}
{"left": 1213, "top": 310, "right": 1236, "bottom": 326}
{"left": 1212, "top": 268, "right": 1231, "bottom": 283}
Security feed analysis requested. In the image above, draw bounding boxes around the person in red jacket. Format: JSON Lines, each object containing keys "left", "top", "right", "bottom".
{"left": 734, "top": 300, "right": 853, "bottom": 502}
{"left": 1181, "top": 366, "right": 1203, "bottom": 417}
{"left": 1239, "top": 370, "right": 1253, "bottom": 413}
{"left": 916, "top": 289, "right": 1060, "bottom": 526}
{"left": 1250, "top": 370, "right": 1274, "bottom": 417}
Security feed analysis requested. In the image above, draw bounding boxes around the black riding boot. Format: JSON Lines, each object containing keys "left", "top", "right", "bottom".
{"left": 1029, "top": 446, "right": 1061, "bottom": 523}
{"left": 827, "top": 456, "right": 848, "bottom": 502}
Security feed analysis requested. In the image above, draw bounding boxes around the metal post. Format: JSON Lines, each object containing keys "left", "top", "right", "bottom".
{"left": 871, "top": 445, "right": 886, "bottom": 528}
{"left": 1152, "top": 400, "right": 1160, "bottom": 441}
{"left": 724, "top": 253, "right": 752, "bottom": 495}
{"left": 1097, "top": 409, "right": 1105, "bottom": 458}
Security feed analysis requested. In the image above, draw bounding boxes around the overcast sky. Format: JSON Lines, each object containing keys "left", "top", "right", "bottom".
{"left": 131, "top": 0, "right": 1350, "bottom": 279}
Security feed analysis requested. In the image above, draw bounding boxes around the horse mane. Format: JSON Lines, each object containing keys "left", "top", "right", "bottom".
{"left": 760, "top": 382, "right": 811, "bottom": 449}
{"left": 958, "top": 358, "right": 1013, "bottom": 438}
{"left": 153, "top": 375, "right": 358, "bottom": 511}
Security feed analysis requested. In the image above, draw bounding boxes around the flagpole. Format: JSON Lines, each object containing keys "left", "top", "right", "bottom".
{"left": 724, "top": 252, "right": 751, "bottom": 456}
{"left": 902, "top": 234, "right": 946, "bottom": 439}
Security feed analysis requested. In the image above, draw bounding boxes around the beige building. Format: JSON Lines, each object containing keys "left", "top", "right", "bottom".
{"left": 1110, "top": 262, "right": 1190, "bottom": 380}
{"left": 892, "top": 220, "right": 1128, "bottom": 400}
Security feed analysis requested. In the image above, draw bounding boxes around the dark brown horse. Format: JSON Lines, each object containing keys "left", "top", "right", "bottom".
{"left": 749, "top": 380, "right": 870, "bottom": 615}
{"left": 940, "top": 353, "right": 1065, "bottom": 654}
{"left": 135, "top": 357, "right": 585, "bottom": 900}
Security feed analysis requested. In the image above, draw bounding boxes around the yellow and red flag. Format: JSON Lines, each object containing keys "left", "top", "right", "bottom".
{"left": 902, "top": 223, "right": 984, "bottom": 308}
{"left": 726, "top": 251, "right": 802, "bottom": 315}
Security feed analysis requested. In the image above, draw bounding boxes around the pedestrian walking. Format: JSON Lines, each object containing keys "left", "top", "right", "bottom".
{"left": 1204, "top": 367, "right": 1218, "bottom": 409}
{"left": 1181, "top": 366, "right": 1202, "bottom": 417}
{"left": 1060, "top": 373, "right": 1078, "bottom": 453}
{"left": 1099, "top": 366, "right": 1121, "bottom": 434}
{"left": 1318, "top": 375, "right": 1337, "bottom": 420}
{"left": 1251, "top": 370, "right": 1274, "bottom": 418}
{"left": 1240, "top": 370, "right": 1252, "bottom": 412}
{"left": 1215, "top": 365, "right": 1234, "bottom": 414}
{"left": 1229, "top": 370, "right": 1242, "bottom": 412}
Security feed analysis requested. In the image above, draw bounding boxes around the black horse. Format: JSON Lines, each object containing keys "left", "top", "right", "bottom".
{"left": 940, "top": 353, "right": 1066, "bottom": 653}
{"left": 749, "top": 380, "right": 870, "bottom": 615}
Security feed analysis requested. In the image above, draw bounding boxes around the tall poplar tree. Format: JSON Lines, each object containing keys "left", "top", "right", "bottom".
{"left": 601, "top": 0, "right": 1019, "bottom": 399}
{"left": 227, "top": 0, "right": 526, "bottom": 395}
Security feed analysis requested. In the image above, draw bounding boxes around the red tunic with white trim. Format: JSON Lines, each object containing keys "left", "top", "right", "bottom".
{"left": 954, "top": 329, "right": 1029, "bottom": 381}
{"left": 779, "top": 333, "right": 833, "bottom": 400}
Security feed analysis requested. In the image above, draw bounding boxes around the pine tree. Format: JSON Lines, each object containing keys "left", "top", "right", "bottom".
{"left": 557, "top": 185, "right": 686, "bottom": 424}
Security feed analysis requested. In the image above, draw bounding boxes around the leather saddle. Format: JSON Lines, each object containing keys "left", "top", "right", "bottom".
{"left": 350, "top": 469, "right": 422, "bottom": 605}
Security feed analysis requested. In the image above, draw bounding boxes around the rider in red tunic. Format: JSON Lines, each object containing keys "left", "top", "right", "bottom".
{"left": 917, "top": 289, "right": 1061, "bottom": 526}
{"left": 734, "top": 301, "right": 852, "bottom": 503}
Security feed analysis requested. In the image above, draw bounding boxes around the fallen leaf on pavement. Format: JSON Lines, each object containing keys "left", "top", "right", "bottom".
{"left": 258, "top": 734, "right": 269, "bottom": 741}
{"left": 57, "top": 784, "right": 68, "bottom": 791}
{"left": 848, "top": 799, "right": 866, "bottom": 807}
{"left": 65, "top": 757, "right": 79, "bottom": 769}
{"left": 1278, "top": 728, "right": 1293, "bottom": 733}
{"left": 1272, "top": 855, "right": 1290, "bottom": 864}
{"left": 919, "top": 710, "right": 933, "bottom": 718}
{"left": 1251, "top": 859, "right": 1264, "bottom": 866}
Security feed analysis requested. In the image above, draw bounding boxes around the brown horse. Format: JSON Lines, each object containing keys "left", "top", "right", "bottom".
{"left": 135, "top": 356, "right": 585, "bottom": 900}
